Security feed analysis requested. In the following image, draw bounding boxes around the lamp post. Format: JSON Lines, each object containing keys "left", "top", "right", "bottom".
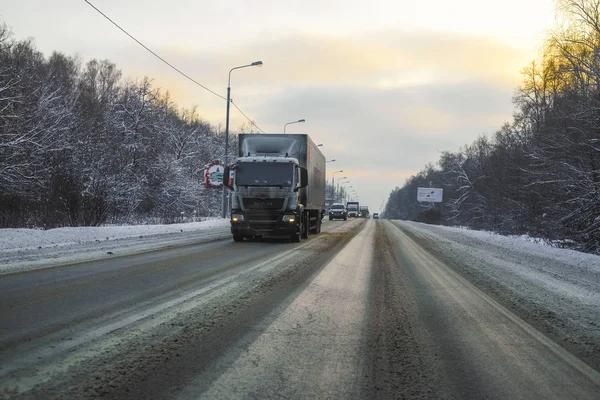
{"left": 283, "top": 119, "right": 305, "bottom": 133}
{"left": 336, "top": 176, "right": 346, "bottom": 202}
{"left": 222, "top": 61, "right": 263, "bottom": 219}
{"left": 326, "top": 159, "right": 336, "bottom": 163}
{"left": 332, "top": 170, "right": 343, "bottom": 201}
{"left": 346, "top": 185, "right": 353, "bottom": 203}
{"left": 336, "top": 176, "right": 346, "bottom": 191}
{"left": 332, "top": 170, "right": 344, "bottom": 186}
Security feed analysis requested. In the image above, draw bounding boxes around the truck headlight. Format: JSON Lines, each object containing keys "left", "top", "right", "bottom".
{"left": 231, "top": 214, "right": 244, "bottom": 222}
{"left": 282, "top": 215, "right": 296, "bottom": 223}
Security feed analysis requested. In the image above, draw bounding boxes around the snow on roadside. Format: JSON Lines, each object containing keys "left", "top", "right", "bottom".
{"left": 0, "top": 219, "right": 229, "bottom": 252}
{"left": 0, "top": 219, "right": 231, "bottom": 275}
{"left": 403, "top": 222, "right": 600, "bottom": 269}
{"left": 398, "top": 221, "right": 600, "bottom": 302}
{"left": 395, "top": 220, "right": 600, "bottom": 368}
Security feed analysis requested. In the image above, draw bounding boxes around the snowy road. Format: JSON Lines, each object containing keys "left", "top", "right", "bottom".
{"left": 1, "top": 219, "right": 599, "bottom": 399}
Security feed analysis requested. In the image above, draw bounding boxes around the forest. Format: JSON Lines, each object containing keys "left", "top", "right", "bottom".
{"left": 383, "top": 0, "right": 600, "bottom": 254}
{"left": 0, "top": 21, "right": 247, "bottom": 228}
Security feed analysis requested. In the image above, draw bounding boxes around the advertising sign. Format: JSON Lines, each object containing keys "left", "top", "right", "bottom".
{"left": 417, "top": 187, "right": 443, "bottom": 203}
{"left": 204, "top": 161, "right": 224, "bottom": 188}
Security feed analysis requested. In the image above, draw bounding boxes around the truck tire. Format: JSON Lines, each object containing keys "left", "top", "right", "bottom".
{"left": 309, "top": 212, "right": 319, "bottom": 234}
{"left": 233, "top": 234, "right": 244, "bottom": 242}
{"left": 301, "top": 213, "right": 309, "bottom": 239}
{"left": 312, "top": 216, "right": 322, "bottom": 234}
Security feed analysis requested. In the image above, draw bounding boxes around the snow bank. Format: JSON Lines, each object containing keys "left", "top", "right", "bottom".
{"left": 402, "top": 222, "right": 599, "bottom": 269}
{"left": 0, "top": 219, "right": 228, "bottom": 252}
{"left": 0, "top": 219, "right": 231, "bottom": 274}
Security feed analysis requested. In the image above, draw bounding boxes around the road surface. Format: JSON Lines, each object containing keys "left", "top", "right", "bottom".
{"left": 1, "top": 219, "right": 599, "bottom": 399}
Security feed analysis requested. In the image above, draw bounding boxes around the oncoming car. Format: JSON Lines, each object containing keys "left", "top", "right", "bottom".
{"left": 373, "top": 213, "right": 379, "bottom": 219}
{"left": 329, "top": 203, "right": 347, "bottom": 221}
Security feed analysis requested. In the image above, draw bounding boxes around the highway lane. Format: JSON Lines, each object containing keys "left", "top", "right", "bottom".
{"left": 2, "top": 219, "right": 599, "bottom": 399}
{"left": 0, "top": 219, "right": 352, "bottom": 348}
{"left": 180, "top": 215, "right": 377, "bottom": 399}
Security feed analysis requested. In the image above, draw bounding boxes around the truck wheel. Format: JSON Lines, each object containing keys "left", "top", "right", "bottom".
{"left": 310, "top": 213, "right": 319, "bottom": 234}
{"left": 301, "top": 214, "right": 309, "bottom": 239}
{"left": 343, "top": 216, "right": 347, "bottom": 221}
{"left": 233, "top": 234, "right": 244, "bottom": 242}
{"left": 314, "top": 217, "right": 322, "bottom": 233}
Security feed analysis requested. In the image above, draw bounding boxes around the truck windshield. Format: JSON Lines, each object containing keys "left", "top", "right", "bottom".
{"left": 347, "top": 204, "right": 358, "bottom": 211}
{"left": 236, "top": 162, "right": 294, "bottom": 187}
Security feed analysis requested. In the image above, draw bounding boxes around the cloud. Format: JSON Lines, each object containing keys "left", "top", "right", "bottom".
{"left": 249, "top": 80, "right": 514, "bottom": 210}
{"left": 151, "top": 29, "right": 528, "bottom": 91}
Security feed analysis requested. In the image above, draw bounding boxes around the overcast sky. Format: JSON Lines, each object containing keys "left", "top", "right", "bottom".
{"left": 0, "top": 0, "right": 556, "bottom": 211}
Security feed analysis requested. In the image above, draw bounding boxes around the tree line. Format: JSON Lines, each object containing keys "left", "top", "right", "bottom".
{"left": 326, "top": 182, "right": 349, "bottom": 205}
{"left": 0, "top": 22, "right": 250, "bottom": 228}
{"left": 383, "top": 0, "right": 600, "bottom": 254}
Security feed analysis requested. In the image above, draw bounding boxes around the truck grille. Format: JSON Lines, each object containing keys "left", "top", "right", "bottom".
{"left": 242, "top": 198, "right": 284, "bottom": 210}
{"left": 246, "top": 214, "right": 279, "bottom": 231}
{"left": 247, "top": 214, "right": 278, "bottom": 221}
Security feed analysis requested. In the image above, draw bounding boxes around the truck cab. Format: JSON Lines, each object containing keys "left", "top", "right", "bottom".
{"left": 359, "top": 206, "right": 369, "bottom": 218}
{"left": 225, "top": 157, "right": 307, "bottom": 242}
{"left": 346, "top": 201, "right": 359, "bottom": 218}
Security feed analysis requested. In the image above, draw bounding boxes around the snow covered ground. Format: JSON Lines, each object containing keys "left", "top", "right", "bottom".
{"left": 0, "top": 219, "right": 231, "bottom": 275}
{"left": 395, "top": 220, "right": 600, "bottom": 369}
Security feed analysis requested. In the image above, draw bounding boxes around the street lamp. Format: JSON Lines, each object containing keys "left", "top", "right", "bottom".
{"left": 284, "top": 119, "right": 305, "bottom": 134}
{"left": 326, "top": 159, "right": 336, "bottom": 163}
{"left": 329, "top": 170, "right": 343, "bottom": 201}
{"left": 345, "top": 185, "right": 353, "bottom": 202}
{"left": 332, "top": 170, "right": 344, "bottom": 198}
{"left": 222, "top": 60, "right": 263, "bottom": 218}
{"left": 317, "top": 144, "right": 323, "bottom": 147}
{"left": 335, "top": 177, "right": 347, "bottom": 201}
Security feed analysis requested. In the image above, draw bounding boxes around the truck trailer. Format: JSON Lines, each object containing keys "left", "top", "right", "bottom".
{"left": 223, "top": 134, "right": 326, "bottom": 242}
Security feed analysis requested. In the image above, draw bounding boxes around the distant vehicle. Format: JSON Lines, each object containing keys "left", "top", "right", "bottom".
{"left": 359, "top": 205, "right": 369, "bottom": 218}
{"left": 346, "top": 201, "right": 359, "bottom": 218}
{"left": 373, "top": 213, "right": 379, "bottom": 219}
{"left": 329, "top": 203, "right": 347, "bottom": 220}
{"left": 224, "top": 134, "right": 326, "bottom": 243}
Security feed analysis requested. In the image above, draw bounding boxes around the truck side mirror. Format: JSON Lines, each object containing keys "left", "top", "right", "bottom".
{"left": 223, "top": 166, "right": 233, "bottom": 190}
{"left": 299, "top": 167, "right": 308, "bottom": 189}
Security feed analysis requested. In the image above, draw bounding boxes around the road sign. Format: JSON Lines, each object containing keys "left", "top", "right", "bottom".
{"left": 204, "top": 161, "right": 224, "bottom": 188}
{"left": 417, "top": 187, "right": 443, "bottom": 203}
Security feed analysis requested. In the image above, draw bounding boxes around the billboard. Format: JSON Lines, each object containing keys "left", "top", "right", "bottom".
{"left": 204, "top": 161, "right": 224, "bottom": 188}
{"left": 417, "top": 187, "right": 443, "bottom": 203}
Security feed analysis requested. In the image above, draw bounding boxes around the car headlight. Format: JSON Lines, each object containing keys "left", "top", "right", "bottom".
{"left": 282, "top": 215, "right": 296, "bottom": 223}
{"left": 231, "top": 214, "right": 244, "bottom": 222}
